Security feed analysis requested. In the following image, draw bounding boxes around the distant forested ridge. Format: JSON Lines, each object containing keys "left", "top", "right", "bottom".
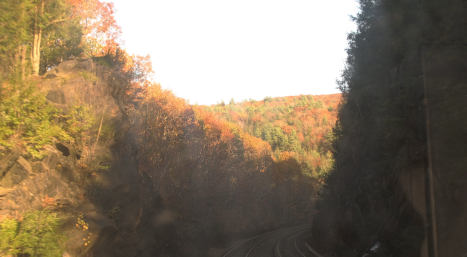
{"left": 202, "top": 94, "right": 340, "bottom": 180}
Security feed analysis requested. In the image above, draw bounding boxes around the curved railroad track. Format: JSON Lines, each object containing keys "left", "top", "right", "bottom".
{"left": 221, "top": 225, "right": 324, "bottom": 257}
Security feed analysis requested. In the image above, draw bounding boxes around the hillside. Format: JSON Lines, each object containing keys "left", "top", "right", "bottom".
{"left": 0, "top": 57, "right": 322, "bottom": 257}
{"left": 201, "top": 94, "right": 341, "bottom": 180}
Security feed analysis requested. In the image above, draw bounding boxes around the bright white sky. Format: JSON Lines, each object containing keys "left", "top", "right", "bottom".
{"left": 109, "top": 0, "right": 359, "bottom": 105}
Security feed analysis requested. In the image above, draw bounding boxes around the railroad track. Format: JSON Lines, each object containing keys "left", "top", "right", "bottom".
{"left": 221, "top": 225, "right": 324, "bottom": 257}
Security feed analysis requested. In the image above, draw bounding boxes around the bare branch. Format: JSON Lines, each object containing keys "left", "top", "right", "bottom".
{"left": 46, "top": 17, "right": 68, "bottom": 27}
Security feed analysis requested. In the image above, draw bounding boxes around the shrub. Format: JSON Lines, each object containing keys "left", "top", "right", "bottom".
{"left": 0, "top": 210, "right": 64, "bottom": 257}
{"left": 0, "top": 218, "right": 18, "bottom": 256}
{"left": 0, "top": 82, "right": 72, "bottom": 158}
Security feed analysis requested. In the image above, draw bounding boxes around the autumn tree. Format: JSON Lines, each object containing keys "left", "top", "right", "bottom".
{"left": 69, "top": 0, "right": 121, "bottom": 56}
{"left": 0, "top": 0, "right": 120, "bottom": 78}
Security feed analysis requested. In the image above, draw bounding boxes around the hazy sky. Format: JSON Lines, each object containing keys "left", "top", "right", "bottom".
{"left": 109, "top": 0, "right": 359, "bottom": 105}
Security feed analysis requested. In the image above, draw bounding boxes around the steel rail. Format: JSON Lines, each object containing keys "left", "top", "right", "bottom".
{"left": 221, "top": 225, "right": 311, "bottom": 257}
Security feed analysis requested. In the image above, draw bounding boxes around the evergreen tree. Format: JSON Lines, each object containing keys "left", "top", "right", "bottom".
{"left": 0, "top": 0, "right": 34, "bottom": 78}
{"left": 311, "top": 0, "right": 429, "bottom": 256}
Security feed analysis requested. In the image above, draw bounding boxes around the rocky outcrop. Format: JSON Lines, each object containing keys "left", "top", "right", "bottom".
{"left": 0, "top": 145, "right": 81, "bottom": 215}
{"left": 39, "top": 58, "right": 120, "bottom": 114}
{"left": 0, "top": 58, "right": 125, "bottom": 256}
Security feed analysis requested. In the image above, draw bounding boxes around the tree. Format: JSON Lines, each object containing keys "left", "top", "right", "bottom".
{"left": 0, "top": 0, "right": 34, "bottom": 78}
{"left": 70, "top": 0, "right": 121, "bottom": 56}
{"left": 32, "top": 0, "right": 120, "bottom": 75}
{"left": 0, "top": 0, "right": 120, "bottom": 77}
{"left": 30, "top": 0, "right": 77, "bottom": 75}
{"left": 311, "top": 0, "right": 428, "bottom": 255}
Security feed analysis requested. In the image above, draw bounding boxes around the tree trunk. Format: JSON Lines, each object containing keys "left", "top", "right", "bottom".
{"left": 31, "top": 0, "right": 44, "bottom": 76}
{"left": 15, "top": 45, "right": 28, "bottom": 79}
{"left": 31, "top": 29, "right": 41, "bottom": 75}
{"left": 21, "top": 45, "right": 27, "bottom": 79}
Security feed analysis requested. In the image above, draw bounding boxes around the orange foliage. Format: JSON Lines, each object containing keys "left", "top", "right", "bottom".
{"left": 281, "top": 125, "right": 294, "bottom": 135}
{"left": 196, "top": 110, "right": 235, "bottom": 144}
{"left": 41, "top": 195, "right": 56, "bottom": 207}
{"left": 242, "top": 134, "right": 272, "bottom": 159}
{"left": 277, "top": 151, "right": 296, "bottom": 161}
{"left": 298, "top": 132, "right": 305, "bottom": 142}
{"left": 204, "top": 94, "right": 342, "bottom": 177}
{"left": 68, "top": 0, "right": 121, "bottom": 56}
